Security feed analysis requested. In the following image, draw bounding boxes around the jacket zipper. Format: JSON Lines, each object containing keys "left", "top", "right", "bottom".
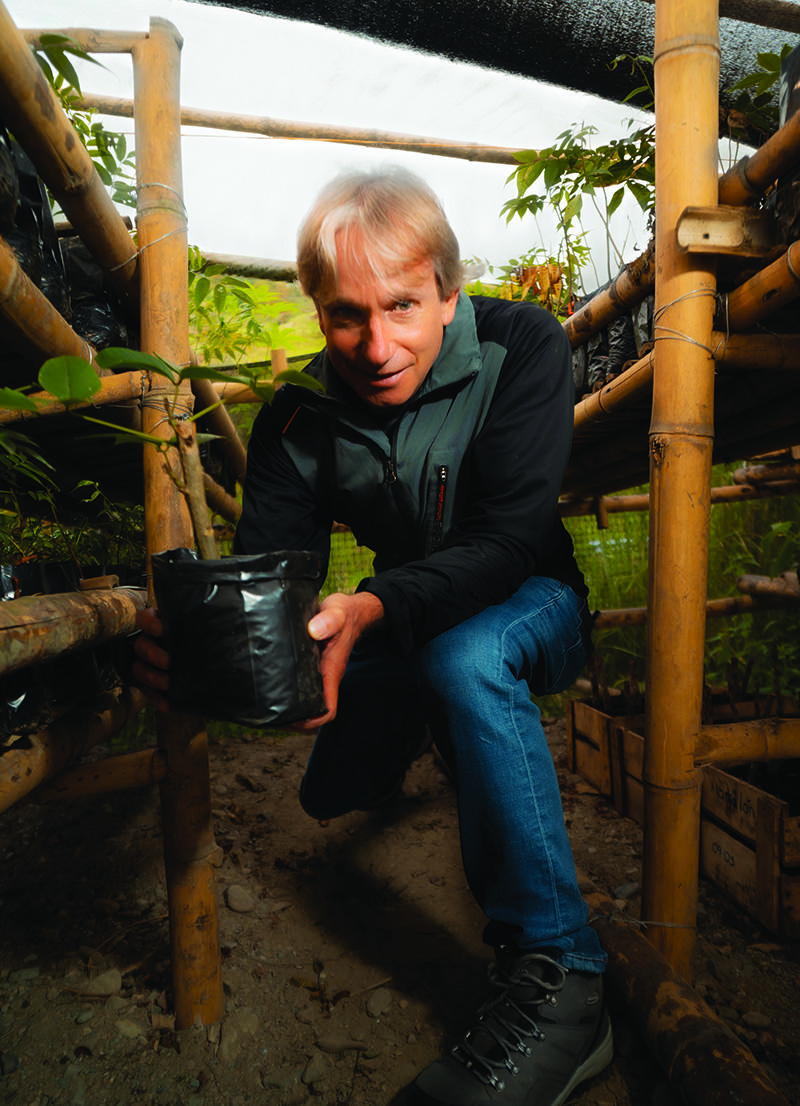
{"left": 431, "top": 464, "right": 449, "bottom": 553}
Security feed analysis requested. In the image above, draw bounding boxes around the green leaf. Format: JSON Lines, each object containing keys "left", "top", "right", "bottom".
{"left": 607, "top": 187, "right": 626, "bottom": 217}
{"left": 38, "top": 356, "right": 102, "bottom": 403}
{"left": 275, "top": 369, "right": 324, "bottom": 393}
{"left": 0, "top": 387, "right": 39, "bottom": 413}
{"left": 193, "top": 276, "right": 211, "bottom": 305}
{"left": 95, "top": 347, "right": 180, "bottom": 381}
{"left": 628, "top": 181, "right": 653, "bottom": 211}
{"left": 48, "top": 48, "right": 81, "bottom": 92}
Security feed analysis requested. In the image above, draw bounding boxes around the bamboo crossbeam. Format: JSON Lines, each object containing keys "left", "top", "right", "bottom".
{"left": 734, "top": 460, "right": 800, "bottom": 484}
{"left": 22, "top": 27, "right": 146, "bottom": 53}
{"left": 0, "top": 6, "right": 139, "bottom": 300}
{"left": 34, "top": 745, "right": 166, "bottom": 802}
{"left": 593, "top": 591, "right": 795, "bottom": 628}
{"left": 0, "top": 370, "right": 148, "bottom": 424}
{"left": 559, "top": 478, "right": 799, "bottom": 521}
{"left": 0, "top": 686, "right": 145, "bottom": 814}
{"left": 78, "top": 92, "right": 524, "bottom": 165}
{"left": 564, "top": 242, "right": 655, "bottom": 349}
{"left": 584, "top": 873, "right": 792, "bottom": 1106}
{"left": 0, "top": 586, "right": 148, "bottom": 676}
{"left": 737, "top": 571, "right": 800, "bottom": 598}
{"left": 198, "top": 252, "right": 297, "bottom": 282}
{"left": 0, "top": 234, "right": 100, "bottom": 371}
{"left": 719, "top": 103, "right": 800, "bottom": 206}
{"left": 190, "top": 376, "right": 247, "bottom": 484}
{"left": 203, "top": 472, "right": 242, "bottom": 522}
{"left": 722, "top": 241, "right": 800, "bottom": 329}
{"left": 694, "top": 717, "right": 800, "bottom": 766}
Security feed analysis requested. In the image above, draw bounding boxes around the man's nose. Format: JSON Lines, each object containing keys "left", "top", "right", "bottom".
{"left": 362, "top": 315, "right": 393, "bottom": 365}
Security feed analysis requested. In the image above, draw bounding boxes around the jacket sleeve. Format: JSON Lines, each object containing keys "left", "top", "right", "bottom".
{"left": 233, "top": 397, "right": 332, "bottom": 585}
{"left": 357, "top": 301, "right": 581, "bottom": 654}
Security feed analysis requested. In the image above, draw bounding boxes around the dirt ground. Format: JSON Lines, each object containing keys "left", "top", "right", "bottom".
{"left": 1, "top": 717, "right": 799, "bottom": 1106}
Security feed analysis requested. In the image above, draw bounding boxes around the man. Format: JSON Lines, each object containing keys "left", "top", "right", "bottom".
{"left": 136, "top": 167, "right": 612, "bottom": 1106}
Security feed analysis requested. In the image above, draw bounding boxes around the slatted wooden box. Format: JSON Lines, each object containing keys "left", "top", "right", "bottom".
{"left": 566, "top": 698, "right": 800, "bottom": 938}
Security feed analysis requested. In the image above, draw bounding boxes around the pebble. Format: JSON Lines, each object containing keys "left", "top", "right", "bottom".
{"left": 75, "top": 1009, "right": 95, "bottom": 1025}
{"left": 226, "top": 885, "right": 255, "bottom": 913}
{"left": 301, "top": 1051, "right": 327, "bottom": 1085}
{"left": 83, "top": 969, "right": 122, "bottom": 996}
{"left": 614, "top": 881, "right": 641, "bottom": 900}
{"left": 8, "top": 967, "right": 39, "bottom": 983}
{"left": 0, "top": 1052, "right": 20, "bottom": 1074}
{"left": 742, "top": 1010, "right": 771, "bottom": 1029}
{"left": 116, "top": 1017, "right": 147, "bottom": 1039}
{"left": 367, "top": 987, "right": 393, "bottom": 1018}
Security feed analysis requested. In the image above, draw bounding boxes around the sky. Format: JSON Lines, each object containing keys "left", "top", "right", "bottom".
{"left": 9, "top": 0, "right": 653, "bottom": 288}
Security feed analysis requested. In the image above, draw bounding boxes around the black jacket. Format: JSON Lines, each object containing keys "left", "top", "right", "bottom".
{"left": 235, "top": 293, "right": 587, "bottom": 655}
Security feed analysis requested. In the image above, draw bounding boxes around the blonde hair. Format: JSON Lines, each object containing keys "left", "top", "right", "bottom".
{"left": 297, "top": 168, "right": 463, "bottom": 302}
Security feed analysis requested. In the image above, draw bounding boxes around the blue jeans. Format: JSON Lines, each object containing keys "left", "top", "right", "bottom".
{"left": 300, "top": 576, "right": 607, "bottom": 973}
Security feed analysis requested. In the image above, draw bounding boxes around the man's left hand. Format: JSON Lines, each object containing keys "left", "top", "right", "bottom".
{"left": 294, "top": 590, "right": 384, "bottom": 730}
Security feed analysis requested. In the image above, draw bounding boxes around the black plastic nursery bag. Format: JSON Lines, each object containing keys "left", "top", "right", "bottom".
{"left": 151, "top": 548, "right": 325, "bottom": 726}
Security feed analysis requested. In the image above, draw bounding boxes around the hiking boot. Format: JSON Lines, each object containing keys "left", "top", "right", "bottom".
{"left": 412, "top": 952, "right": 613, "bottom": 1106}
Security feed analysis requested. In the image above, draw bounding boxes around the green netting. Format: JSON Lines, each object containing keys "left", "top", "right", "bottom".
{"left": 321, "top": 530, "right": 374, "bottom": 596}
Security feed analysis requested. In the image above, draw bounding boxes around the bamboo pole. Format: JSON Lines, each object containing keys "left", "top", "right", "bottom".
{"left": 583, "top": 874, "right": 792, "bottom": 1106}
{"left": 0, "top": 371, "right": 148, "bottom": 424}
{"left": 564, "top": 242, "right": 655, "bottom": 349}
{"left": 738, "top": 570, "right": 800, "bottom": 598}
{"left": 593, "top": 591, "right": 796, "bottom": 628}
{"left": 190, "top": 376, "right": 247, "bottom": 484}
{"left": 22, "top": 28, "right": 146, "bottom": 53}
{"left": 0, "top": 686, "right": 145, "bottom": 813}
{"left": 132, "top": 17, "right": 223, "bottom": 1030}
{"left": 558, "top": 479, "right": 798, "bottom": 520}
{"left": 0, "top": 235, "right": 100, "bottom": 370}
{"left": 722, "top": 240, "right": 800, "bottom": 329}
{"left": 642, "top": 0, "right": 720, "bottom": 980}
{"left": 203, "top": 472, "right": 242, "bottom": 522}
{"left": 34, "top": 745, "right": 167, "bottom": 802}
{"left": 78, "top": 92, "right": 524, "bottom": 165}
{"left": 0, "top": 586, "right": 147, "bottom": 675}
{"left": 0, "top": 3, "right": 138, "bottom": 301}
{"left": 719, "top": 103, "right": 800, "bottom": 206}
{"left": 695, "top": 717, "right": 800, "bottom": 767}
{"left": 734, "top": 460, "right": 800, "bottom": 484}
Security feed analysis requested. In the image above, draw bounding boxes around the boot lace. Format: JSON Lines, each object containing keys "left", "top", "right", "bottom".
{"left": 450, "top": 953, "right": 566, "bottom": 1092}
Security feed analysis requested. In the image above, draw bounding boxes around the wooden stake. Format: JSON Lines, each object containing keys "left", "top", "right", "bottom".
{"left": 132, "top": 17, "right": 223, "bottom": 1029}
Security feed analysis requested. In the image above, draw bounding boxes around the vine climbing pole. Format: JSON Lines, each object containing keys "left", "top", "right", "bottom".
{"left": 132, "top": 18, "right": 224, "bottom": 1027}
{"left": 641, "top": 0, "right": 720, "bottom": 979}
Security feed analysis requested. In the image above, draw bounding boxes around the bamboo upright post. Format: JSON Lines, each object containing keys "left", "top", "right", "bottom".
{"left": 641, "top": 0, "right": 720, "bottom": 979}
{"left": 132, "top": 19, "right": 223, "bottom": 1028}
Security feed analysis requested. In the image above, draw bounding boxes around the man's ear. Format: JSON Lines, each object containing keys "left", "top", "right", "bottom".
{"left": 440, "top": 288, "right": 459, "bottom": 327}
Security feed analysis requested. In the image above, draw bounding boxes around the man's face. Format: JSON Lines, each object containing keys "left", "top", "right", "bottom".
{"left": 314, "top": 234, "right": 459, "bottom": 408}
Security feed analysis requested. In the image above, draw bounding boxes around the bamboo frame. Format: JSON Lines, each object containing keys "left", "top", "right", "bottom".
{"left": 0, "top": 586, "right": 147, "bottom": 675}
{"left": 642, "top": 0, "right": 720, "bottom": 978}
{"left": 0, "top": 686, "right": 145, "bottom": 814}
{"left": 584, "top": 872, "right": 791, "bottom": 1106}
{"left": 131, "top": 17, "right": 223, "bottom": 1029}
{"left": 0, "top": 6, "right": 139, "bottom": 300}
{"left": 77, "top": 91, "right": 524, "bottom": 165}
{"left": 0, "top": 235, "right": 100, "bottom": 370}
{"left": 35, "top": 745, "right": 167, "bottom": 802}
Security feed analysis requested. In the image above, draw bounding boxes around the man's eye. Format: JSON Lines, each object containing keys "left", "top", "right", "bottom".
{"left": 393, "top": 300, "right": 413, "bottom": 312}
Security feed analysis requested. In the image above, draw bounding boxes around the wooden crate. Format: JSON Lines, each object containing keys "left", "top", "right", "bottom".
{"left": 566, "top": 699, "right": 800, "bottom": 938}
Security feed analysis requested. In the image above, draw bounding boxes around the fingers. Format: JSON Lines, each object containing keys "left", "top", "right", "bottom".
{"left": 135, "top": 606, "right": 164, "bottom": 638}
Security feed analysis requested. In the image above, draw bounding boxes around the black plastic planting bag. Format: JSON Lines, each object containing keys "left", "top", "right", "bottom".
{"left": 151, "top": 548, "right": 325, "bottom": 727}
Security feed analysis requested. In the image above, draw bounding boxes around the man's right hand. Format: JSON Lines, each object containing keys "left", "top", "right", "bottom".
{"left": 132, "top": 607, "right": 172, "bottom": 712}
